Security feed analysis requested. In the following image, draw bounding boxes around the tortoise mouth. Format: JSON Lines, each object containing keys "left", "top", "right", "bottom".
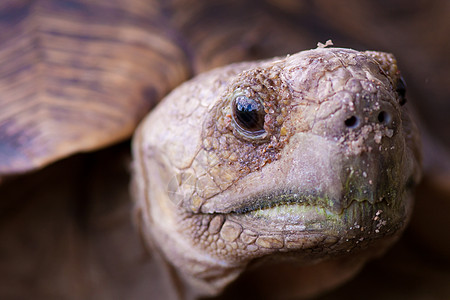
{"left": 225, "top": 173, "right": 416, "bottom": 220}
{"left": 227, "top": 188, "right": 394, "bottom": 216}
{"left": 222, "top": 185, "right": 410, "bottom": 237}
{"left": 231, "top": 191, "right": 337, "bottom": 214}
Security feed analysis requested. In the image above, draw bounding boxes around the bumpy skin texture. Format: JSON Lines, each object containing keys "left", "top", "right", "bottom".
{"left": 132, "top": 47, "right": 421, "bottom": 298}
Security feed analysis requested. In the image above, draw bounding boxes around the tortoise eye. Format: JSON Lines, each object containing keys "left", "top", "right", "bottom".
{"left": 396, "top": 76, "right": 407, "bottom": 106}
{"left": 232, "top": 95, "right": 266, "bottom": 138}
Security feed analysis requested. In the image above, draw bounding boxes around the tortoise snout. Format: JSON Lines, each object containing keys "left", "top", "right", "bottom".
{"left": 343, "top": 102, "right": 397, "bottom": 131}
{"left": 311, "top": 89, "right": 400, "bottom": 142}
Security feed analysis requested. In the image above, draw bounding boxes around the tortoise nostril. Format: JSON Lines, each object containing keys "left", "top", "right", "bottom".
{"left": 377, "top": 111, "right": 391, "bottom": 124}
{"left": 344, "top": 116, "right": 359, "bottom": 128}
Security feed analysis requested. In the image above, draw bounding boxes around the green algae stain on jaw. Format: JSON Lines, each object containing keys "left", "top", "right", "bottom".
{"left": 245, "top": 195, "right": 406, "bottom": 237}
{"left": 250, "top": 203, "right": 339, "bottom": 224}
{"left": 249, "top": 202, "right": 341, "bottom": 230}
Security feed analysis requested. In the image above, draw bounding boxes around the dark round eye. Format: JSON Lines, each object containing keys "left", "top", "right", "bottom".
{"left": 396, "top": 76, "right": 407, "bottom": 106}
{"left": 232, "top": 95, "right": 266, "bottom": 137}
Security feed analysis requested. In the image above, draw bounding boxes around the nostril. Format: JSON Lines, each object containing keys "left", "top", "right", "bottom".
{"left": 344, "top": 116, "right": 359, "bottom": 128}
{"left": 377, "top": 111, "right": 391, "bottom": 125}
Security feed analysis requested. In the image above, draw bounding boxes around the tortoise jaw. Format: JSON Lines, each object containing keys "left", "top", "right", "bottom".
{"left": 222, "top": 186, "right": 405, "bottom": 236}
{"left": 230, "top": 191, "right": 339, "bottom": 214}
{"left": 227, "top": 186, "right": 395, "bottom": 216}
{"left": 227, "top": 193, "right": 404, "bottom": 237}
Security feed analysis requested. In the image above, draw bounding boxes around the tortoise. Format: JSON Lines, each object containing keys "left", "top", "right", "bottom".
{"left": 0, "top": 0, "right": 449, "bottom": 299}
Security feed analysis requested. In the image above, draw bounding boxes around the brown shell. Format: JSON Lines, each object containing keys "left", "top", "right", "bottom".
{"left": 0, "top": 0, "right": 191, "bottom": 175}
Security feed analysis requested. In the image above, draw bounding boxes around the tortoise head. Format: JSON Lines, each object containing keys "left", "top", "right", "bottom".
{"left": 132, "top": 47, "right": 421, "bottom": 298}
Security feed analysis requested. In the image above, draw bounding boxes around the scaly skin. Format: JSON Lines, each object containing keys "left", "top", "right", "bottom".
{"left": 132, "top": 47, "right": 421, "bottom": 299}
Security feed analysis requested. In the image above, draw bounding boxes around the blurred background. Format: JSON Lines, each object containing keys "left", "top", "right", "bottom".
{"left": 0, "top": 0, "right": 449, "bottom": 299}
